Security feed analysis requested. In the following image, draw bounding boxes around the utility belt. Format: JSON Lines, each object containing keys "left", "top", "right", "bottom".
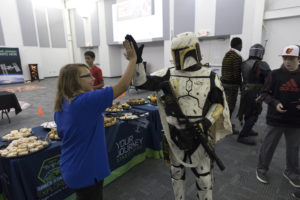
{"left": 221, "top": 82, "right": 241, "bottom": 89}
{"left": 168, "top": 123, "right": 205, "bottom": 153}
{"left": 243, "top": 83, "right": 263, "bottom": 91}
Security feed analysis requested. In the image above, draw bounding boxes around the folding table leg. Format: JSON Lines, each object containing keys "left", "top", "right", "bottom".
{"left": 2, "top": 110, "right": 10, "bottom": 123}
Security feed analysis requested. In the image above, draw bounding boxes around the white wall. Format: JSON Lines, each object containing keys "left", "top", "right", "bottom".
{"left": 19, "top": 47, "right": 42, "bottom": 79}
{"left": 0, "top": 0, "right": 23, "bottom": 46}
{"left": 98, "top": 0, "right": 110, "bottom": 77}
{"left": 195, "top": 0, "right": 216, "bottom": 36}
{"left": 0, "top": 0, "right": 42, "bottom": 80}
{"left": 262, "top": 16, "right": 300, "bottom": 70}
{"left": 108, "top": 45, "right": 122, "bottom": 77}
{"left": 0, "top": 0, "right": 71, "bottom": 80}
{"left": 266, "top": 0, "right": 300, "bottom": 10}
{"left": 1, "top": 0, "right": 300, "bottom": 81}
{"left": 104, "top": 0, "right": 300, "bottom": 75}
{"left": 261, "top": 0, "right": 300, "bottom": 70}
{"left": 98, "top": 0, "right": 123, "bottom": 77}
{"left": 200, "top": 38, "right": 230, "bottom": 66}
{"left": 143, "top": 42, "right": 165, "bottom": 73}
{"left": 120, "top": 41, "right": 165, "bottom": 74}
{"left": 40, "top": 48, "right": 70, "bottom": 76}
{"left": 230, "top": 0, "right": 266, "bottom": 60}
{"left": 68, "top": 9, "right": 81, "bottom": 64}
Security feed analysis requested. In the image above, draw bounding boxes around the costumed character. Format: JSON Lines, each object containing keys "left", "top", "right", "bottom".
{"left": 127, "top": 32, "right": 231, "bottom": 200}
{"left": 237, "top": 44, "right": 271, "bottom": 145}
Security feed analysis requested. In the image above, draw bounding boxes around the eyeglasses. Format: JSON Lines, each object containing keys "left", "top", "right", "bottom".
{"left": 80, "top": 74, "right": 93, "bottom": 78}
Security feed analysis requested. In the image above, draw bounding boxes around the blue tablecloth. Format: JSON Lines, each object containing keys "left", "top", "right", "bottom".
{"left": 0, "top": 106, "right": 163, "bottom": 200}
{"left": 131, "top": 104, "right": 162, "bottom": 151}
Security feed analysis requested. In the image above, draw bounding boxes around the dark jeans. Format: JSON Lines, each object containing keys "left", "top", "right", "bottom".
{"left": 222, "top": 83, "right": 239, "bottom": 117}
{"left": 257, "top": 126, "right": 300, "bottom": 176}
{"left": 239, "top": 115, "right": 258, "bottom": 137}
{"left": 75, "top": 180, "right": 104, "bottom": 200}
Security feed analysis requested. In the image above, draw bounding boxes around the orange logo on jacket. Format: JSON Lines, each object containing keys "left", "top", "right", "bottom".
{"left": 286, "top": 48, "right": 294, "bottom": 54}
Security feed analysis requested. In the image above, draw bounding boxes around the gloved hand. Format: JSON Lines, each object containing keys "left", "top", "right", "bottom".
{"left": 200, "top": 118, "right": 212, "bottom": 133}
{"left": 187, "top": 118, "right": 212, "bottom": 135}
{"left": 125, "top": 34, "right": 144, "bottom": 64}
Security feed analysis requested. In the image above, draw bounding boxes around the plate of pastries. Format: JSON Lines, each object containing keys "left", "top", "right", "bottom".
{"left": 121, "top": 103, "right": 131, "bottom": 110}
{"left": 2, "top": 128, "right": 32, "bottom": 141}
{"left": 41, "top": 121, "right": 56, "bottom": 129}
{"left": 0, "top": 136, "right": 50, "bottom": 158}
{"left": 47, "top": 128, "right": 60, "bottom": 140}
{"left": 126, "top": 98, "right": 147, "bottom": 105}
{"left": 147, "top": 95, "right": 157, "bottom": 105}
{"left": 105, "top": 101, "right": 123, "bottom": 112}
{"left": 104, "top": 116, "right": 118, "bottom": 127}
{"left": 119, "top": 113, "right": 139, "bottom": 120}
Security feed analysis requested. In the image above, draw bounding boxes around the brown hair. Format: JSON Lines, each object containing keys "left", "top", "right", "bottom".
{"left": 54, "top": 64, "right": 89, "bottom": 112}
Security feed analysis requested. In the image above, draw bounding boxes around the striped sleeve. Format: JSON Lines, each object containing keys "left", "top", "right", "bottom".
{"left": 221, "top": 51, "right": 242, "bottom": 84}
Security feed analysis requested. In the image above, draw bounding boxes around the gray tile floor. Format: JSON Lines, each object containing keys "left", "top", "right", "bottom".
{"left": 0, "top": 77, "right": 299, "bottom": 200}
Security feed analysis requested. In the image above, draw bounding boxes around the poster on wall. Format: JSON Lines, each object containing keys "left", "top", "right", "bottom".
{"left": 0, "top": 48, "right": 24, "bottom": 84}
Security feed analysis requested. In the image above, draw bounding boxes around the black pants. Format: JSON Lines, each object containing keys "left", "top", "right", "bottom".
{"left": 239, "top": 115, "right": 258, "bottom": 137}
{"left": 75, "top": 180, "right": 104, "bottom": 200}
{"left": 257, "top": 126, "right": 300, "bottom": 176}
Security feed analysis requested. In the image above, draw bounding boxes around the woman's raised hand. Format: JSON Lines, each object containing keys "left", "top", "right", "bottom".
{"left": 123, "top": 40, "right": 137, "bottom": 62}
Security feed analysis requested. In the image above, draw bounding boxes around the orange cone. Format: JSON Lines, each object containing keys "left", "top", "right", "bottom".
{"left": 118, "top": 92, "right": 125, "bottom": 98}
{"left": 38, "top": 106, "right": 44, "bottom": 115}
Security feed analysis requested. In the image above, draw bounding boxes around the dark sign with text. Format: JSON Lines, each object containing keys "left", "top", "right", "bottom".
{"left": 0, "top": 48, "right": 24, "bottom": 84}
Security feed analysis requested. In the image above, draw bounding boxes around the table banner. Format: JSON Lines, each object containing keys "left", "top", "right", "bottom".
{"left": 0, "top": 106, "right": 163, "bottom": 200}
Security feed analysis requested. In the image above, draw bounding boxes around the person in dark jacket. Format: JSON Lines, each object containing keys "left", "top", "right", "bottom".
{"left": 291, "top": 45, "right": 300, "bottom": 198}
{"left": 221, "top": 37, "right": 243, "bottom": 134}
{"left": 236, "top": 44, "right": 271, "bottom": 145}
{"left": 256, "top": 45, "right": 300, "bottom": 188}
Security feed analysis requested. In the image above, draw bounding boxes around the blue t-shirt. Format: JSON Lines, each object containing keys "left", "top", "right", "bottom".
{"left": 54, "top": 87, "right": 113, "bottom": 189}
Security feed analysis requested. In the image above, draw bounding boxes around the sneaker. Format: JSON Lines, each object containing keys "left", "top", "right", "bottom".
{"left": 283, "top": 171, "right": 300, "bottom": 188}
{"left": 256, "top": 170, "right": 269, "bottom": 184}
{"left": 237, "top": 136, "right": 256, "bottom": 145}
{"left": 249, "top": 130, "right": 258, "bottom": 136}
{"left": 232, "top": 129, "right": 240, "bottom": 135}
{"left": 292, "top": 191, "right": 300, "bottom": 199}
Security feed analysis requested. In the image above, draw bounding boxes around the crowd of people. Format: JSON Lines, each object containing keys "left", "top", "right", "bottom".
{"left": 53, "top": 32, "right": 300, "bottom": 200}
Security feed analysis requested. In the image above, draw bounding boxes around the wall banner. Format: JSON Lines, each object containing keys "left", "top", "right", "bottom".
{"left": 0, "top": 48, "right": 24, "bottom": 84}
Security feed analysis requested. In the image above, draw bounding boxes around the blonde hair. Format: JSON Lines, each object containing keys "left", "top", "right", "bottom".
{"left": 54, "top": 64, "right": 89, "bottom": 112}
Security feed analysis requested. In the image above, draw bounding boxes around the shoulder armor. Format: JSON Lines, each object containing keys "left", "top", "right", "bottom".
{"left": 171, "top": 66, "right": 211, "bottom": 77}
{"left": 199, "top": 66, "right": 213, "bottom": 76}
{"left": 151, "top": 68, "right": 170, "bottom": 77}
{"left": 259, "top": 61, "right": 270, "bottom": 71}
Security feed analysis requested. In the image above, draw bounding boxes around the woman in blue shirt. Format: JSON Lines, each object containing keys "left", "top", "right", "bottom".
{"left": 54, "top": 40, "right": 136, "bottom": 200}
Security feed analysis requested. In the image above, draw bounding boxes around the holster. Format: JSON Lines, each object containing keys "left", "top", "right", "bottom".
{"left": 169, "top": 125, "right": 201, "bottom": 154}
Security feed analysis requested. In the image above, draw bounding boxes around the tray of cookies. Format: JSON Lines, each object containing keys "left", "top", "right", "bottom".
{"left": 47, "top": 128, "right": 61, "bottom": 140}
{"left": 41, "top": 121, "right": 56, "bottom": 129}
{"left": 105, "top": 101, "right": 123, "bottom": 112}
{"left": 104, "top": 116, "right": 118, "bottom": 127}
{"left": 147, "top": 95, "right": 157, "bottom": 105}
{"left": 119, "top": 113, "right": 139, "bottom": 120}
{"left": 2, "top": 128, "right": 33, "bottom": 141}
{"left": 126, "top": 98, "right": 148, "bottom": 105}
{"left": 0, "top": 136, "right": 50, "bottom": 158}
{"left": 121, "top": 103, "right": 131, "bottom": 110}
